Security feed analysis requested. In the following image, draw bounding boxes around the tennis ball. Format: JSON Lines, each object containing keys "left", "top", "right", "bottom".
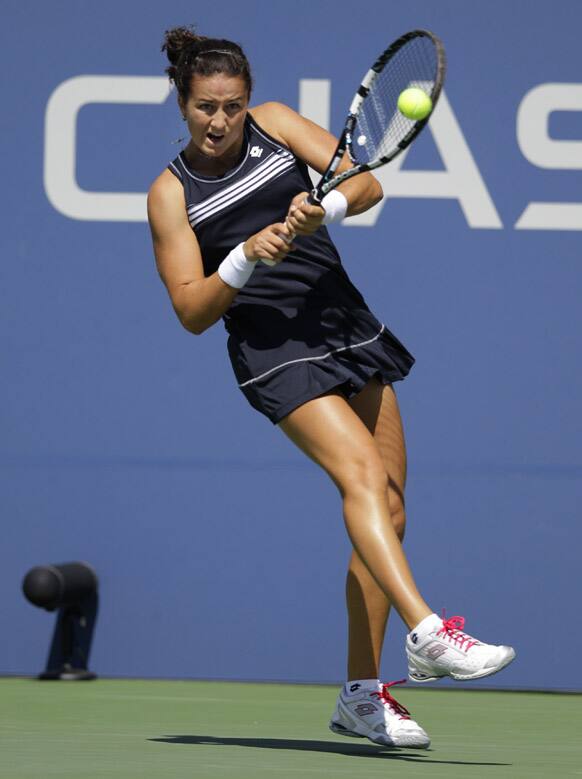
{"left": 397, "top": 88, "right": 433, "bottom": 120}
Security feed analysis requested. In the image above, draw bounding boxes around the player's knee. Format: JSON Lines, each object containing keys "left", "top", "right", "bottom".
{"left": 335, "top": 454, "right": 389, "bottom": 498}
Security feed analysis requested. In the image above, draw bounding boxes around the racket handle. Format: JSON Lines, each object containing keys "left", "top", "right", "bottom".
{"left": 306, "top": 191, "right": 322, "bottom": 206}
{"left": 282, "top": 190, "right": 322, "bottom": 245}
{"left": 282, "top": 226, "right": 296, "bottom": 245}
{"left": 276, "top": 190, "right": 323, "bottom": 253}
{"left": 261, "top": 212, "right": 302, "bottom": 263}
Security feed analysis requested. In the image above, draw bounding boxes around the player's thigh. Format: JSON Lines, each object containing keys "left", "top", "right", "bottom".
{"left": 277, "top": 389, "right": 388, "bottom": 495}
{"left": 348, "top": 378, "right": 407, "bottom": 530}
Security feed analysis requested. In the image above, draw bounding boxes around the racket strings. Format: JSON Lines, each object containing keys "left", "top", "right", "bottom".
{"left": 352, "top": 35, "right": 440, "bottom": 165}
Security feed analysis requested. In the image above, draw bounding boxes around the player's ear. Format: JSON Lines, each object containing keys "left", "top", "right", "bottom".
{"left": 177, "top": 96, "right": 186, "bottom": 120}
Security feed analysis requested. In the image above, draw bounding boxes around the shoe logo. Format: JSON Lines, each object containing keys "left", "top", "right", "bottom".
{"left": 250, "top": 145, "right": 264, "bottom": 158}
{"left": 349, "top": 683, "right": 361, "bottom": 693}
{"left": 411, "top": 633, "right": 419, "bottom": 644}
{"left": 354, "top": 703, "right": 377, "bottom": 716}
{"left": 426, "top": 645, "right": 448, "bottom": 659}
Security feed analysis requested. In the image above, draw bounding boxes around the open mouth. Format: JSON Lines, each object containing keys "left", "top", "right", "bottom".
{"left": 206, "top": 132, "right": 225, "bottom": 145}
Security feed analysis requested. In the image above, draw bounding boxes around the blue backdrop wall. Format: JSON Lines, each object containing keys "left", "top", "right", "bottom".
{"left": 1, "top": 0, "right": 581, "bottom": 690}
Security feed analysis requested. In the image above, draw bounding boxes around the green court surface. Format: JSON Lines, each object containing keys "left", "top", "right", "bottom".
{"left": 1, "top": 678, "right": 580, "bottom": 779}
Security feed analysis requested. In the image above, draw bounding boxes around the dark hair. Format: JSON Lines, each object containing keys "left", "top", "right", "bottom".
{"left": 162, "top": 26, "right": 253, "bottom": 101}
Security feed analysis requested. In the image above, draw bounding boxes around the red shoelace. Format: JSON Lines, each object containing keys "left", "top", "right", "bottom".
{"left": 370, "top": 679, "right": 410, "bottom": 719}
{"left": 437, "top": 614, "right": 477, "bottom": 652}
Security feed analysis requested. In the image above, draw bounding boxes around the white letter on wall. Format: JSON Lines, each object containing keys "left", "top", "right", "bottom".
{"left": 515, "top": 83, "right": 582, "bottom": 231}
{"left": 44, "top": 76, "right": 171, "bottom": 222}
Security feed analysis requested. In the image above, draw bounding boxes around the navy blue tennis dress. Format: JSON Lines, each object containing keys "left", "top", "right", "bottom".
{"left": 167, "top": 113, "right": 414, "bottom": 424}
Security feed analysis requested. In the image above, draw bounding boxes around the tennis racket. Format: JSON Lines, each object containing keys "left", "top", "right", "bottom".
{"left": 263, "top": 29, "right": 446, "bottom": 264}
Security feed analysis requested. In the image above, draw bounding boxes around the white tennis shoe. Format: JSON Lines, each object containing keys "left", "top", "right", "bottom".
{"left": 406, "top": 613, "right": 516, "bottom": 683}
{"left": 329, "top": 679, "right": 430, "bottom": 749}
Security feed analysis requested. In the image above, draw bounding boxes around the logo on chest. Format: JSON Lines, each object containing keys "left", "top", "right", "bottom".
{"left": 250, "top": 145, "right": 264, "bottom": 158}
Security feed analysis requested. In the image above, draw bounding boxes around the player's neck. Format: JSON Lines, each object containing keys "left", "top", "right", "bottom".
{"left": 183, "top": 135, "right": 246, "bottom": 178}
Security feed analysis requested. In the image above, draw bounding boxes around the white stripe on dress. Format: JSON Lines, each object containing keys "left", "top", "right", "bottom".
{"left": 238, "top": 325, "right": 386, "bottom": 388}
{"left": 187, "top": 152, "right": 294, "bottom": 221}
{"left": 188, "top": 151, "right": 277, "bottom": 214}
{"left": 189, "top": 157, "right": 295, "bottom": 227}
{"left": 168, "top": 161, "right": 183, "bottom": 180}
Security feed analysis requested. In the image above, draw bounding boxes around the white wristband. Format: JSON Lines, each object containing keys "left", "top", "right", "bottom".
{"left": 320, "top": 190, "right": 348, "bottom": 225}
{"left": 217, "top": 242, "right": 256, "bottom": 289}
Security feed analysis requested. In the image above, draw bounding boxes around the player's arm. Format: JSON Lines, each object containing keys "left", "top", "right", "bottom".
{"left": 250, "top": 102, "right": 383, "bottom": 216}
{"left": 148, "top": 171, "right": 291, "bottom": 335}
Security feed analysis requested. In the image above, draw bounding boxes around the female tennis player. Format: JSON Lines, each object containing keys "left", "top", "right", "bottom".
{"left": 148, "top": 26, "right": 515, "bottom": 749}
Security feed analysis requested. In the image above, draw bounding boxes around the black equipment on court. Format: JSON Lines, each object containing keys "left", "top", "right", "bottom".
{"left": 22, "top": 561, "right": 99, "bottom": 680}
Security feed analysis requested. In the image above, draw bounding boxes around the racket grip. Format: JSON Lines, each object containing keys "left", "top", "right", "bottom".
{"left": 282, "top": 191, "right": 321, "bottom": 245}
{"left": 261, "top": 258, "right": 276, "bottom": 266}
{"left": 306, "top": 191, "right": 322, "bottom": 205}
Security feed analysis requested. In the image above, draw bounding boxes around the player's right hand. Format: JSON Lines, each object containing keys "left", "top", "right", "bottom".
{"left": 243, "top": 223, "right": 295, "bottom": 265}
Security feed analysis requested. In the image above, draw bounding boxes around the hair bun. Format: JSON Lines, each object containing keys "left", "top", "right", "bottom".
{"left": 162, "top": 26, "right": 207, "bottom": 66}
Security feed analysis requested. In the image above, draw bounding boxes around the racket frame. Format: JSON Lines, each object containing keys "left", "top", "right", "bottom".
{"left": 308, "top": 29, "right": 446, "bottom": 205}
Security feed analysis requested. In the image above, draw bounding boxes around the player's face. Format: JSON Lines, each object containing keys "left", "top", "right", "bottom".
{"left": 181, "top": 74, "right": 249, "bottom": 159}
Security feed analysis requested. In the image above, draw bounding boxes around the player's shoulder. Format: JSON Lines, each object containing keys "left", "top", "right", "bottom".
{"left": 249, "top": 102, "right": 301, "bottom": 145}
{"left": 148, "top": 168, "right": 182, "bottom": 204}
{"left": 147, "top": 168, "right": 184, "bottom": 222}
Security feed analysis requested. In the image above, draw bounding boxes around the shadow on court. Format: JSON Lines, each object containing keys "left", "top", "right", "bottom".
{"left": 149, "top": 735, "right": 511, "bottom": 766}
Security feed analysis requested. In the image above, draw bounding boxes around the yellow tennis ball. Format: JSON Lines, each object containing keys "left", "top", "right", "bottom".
{"left": 397, "top": 88, "right": 433, "bottom": 120}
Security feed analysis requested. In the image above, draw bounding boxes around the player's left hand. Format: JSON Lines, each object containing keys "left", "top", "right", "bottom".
{"left": 285, "top": 192, "right": 325, "bottom": 235}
